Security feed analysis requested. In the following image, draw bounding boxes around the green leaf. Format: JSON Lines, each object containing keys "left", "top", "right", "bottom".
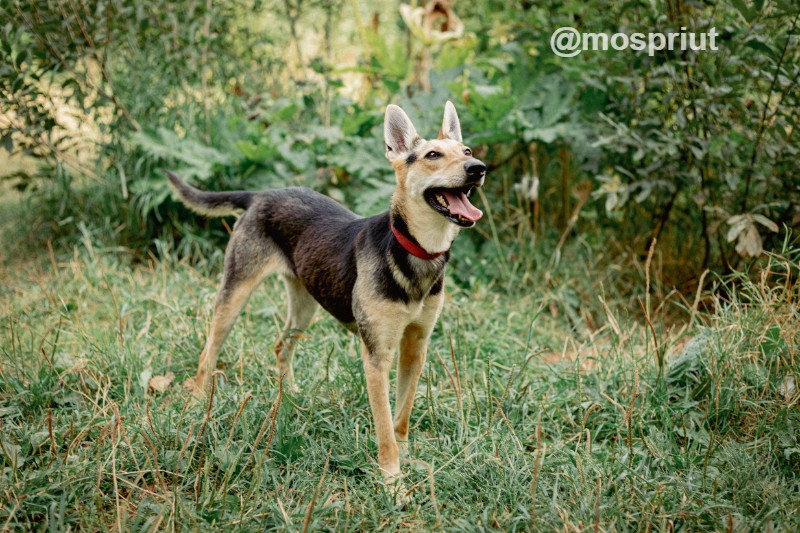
{"left": 523, "top": 125, "right": 563, "bottom": 144}
{"left": 730, "top": 0, "right": 756, "bottom": 22}
{"left": 272, "top": 102, "right": 299, "bottom": 121}
{"left": 236, "top": 140, "right": 277, "bottom": 164}
{"left": 745, "top": 38, "right": 774, "bottom": 54}
{"left": 14, "top": 49, "right": 26, "bottom": 69}
{"left": 133, "top": 128, "right": 230, "bottom": 182}
{"left": 1, "top": 133, "right": 12, "bottom": 153}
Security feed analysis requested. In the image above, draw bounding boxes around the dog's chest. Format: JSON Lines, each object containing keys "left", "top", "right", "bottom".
{"left": 397, "top": 296, "right": 428, "bottom": 321}
{"left": 386, "top": 253, "right": 444, "bottom": 303}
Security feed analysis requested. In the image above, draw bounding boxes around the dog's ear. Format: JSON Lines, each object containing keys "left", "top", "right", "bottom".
{"left": 384, "top": 105, "right": 419, "bottom": 160}
{"left": 437, "top": 100, "right": 462, "bottom": 143}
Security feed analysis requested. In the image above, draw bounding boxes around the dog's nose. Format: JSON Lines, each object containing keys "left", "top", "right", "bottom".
{"left": 465, "top": 160, "right": 486, "bottom": 181}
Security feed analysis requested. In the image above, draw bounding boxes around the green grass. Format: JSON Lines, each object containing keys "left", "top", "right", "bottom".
{"left": 1, "top": 223, "right": 799, "bottom": 530}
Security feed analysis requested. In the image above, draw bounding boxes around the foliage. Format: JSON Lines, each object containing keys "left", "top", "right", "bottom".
{"left": 0, "top": 0, "right": 269, "bottom": 250}
{"left": 576, "top": 1, "right": 800, "bottom": 271}
{"left": 2, "top": 1, "right": 798, "bottom": 286}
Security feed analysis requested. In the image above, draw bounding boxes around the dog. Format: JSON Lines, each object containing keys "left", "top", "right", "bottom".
{"left": 168, "top": 101, "right": 486, "bottom": 492}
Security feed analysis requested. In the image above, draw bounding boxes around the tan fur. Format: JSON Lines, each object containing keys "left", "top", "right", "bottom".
{"left": 391, "top": 138, "right": 474, "bottom": 253}
{"left": 186, "top": 237, "right": 291, "bottom": 396}
{"left": 394, "top": 296, "right": 442, "bottom": 450}
{"left": 273, "top": 275, "right": 318, "bottom": 386}
{"left": 188, "top": 273, "right": 264, "bottom": 394}
{"left": 352, "top": 252, "right": 444, "bottom": 484}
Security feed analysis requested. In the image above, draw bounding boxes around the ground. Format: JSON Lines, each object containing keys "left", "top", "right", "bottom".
{"left": 1, "top": 197, "right": 798, "bottom": 530}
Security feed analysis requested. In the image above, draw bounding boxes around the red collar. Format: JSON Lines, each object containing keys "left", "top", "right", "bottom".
{"left": 391, "top": 225, "right": 445, "bottom": 260}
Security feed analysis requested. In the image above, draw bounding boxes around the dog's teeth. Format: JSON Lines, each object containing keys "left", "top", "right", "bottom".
{"left": 436, "top": 194, "right": 447, "bottom": 207}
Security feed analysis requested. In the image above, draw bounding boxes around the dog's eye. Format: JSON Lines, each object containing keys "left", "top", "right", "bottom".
{"left": 424, "top": 151, "right": 441, "bottom": 160}
{"left": 464, "top": 148, "right": 472, "bottom": 156}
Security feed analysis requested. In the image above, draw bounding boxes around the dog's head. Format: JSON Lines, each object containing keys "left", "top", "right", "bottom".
{"left": 384, "top": 101, "right": 486, "bottom": 228}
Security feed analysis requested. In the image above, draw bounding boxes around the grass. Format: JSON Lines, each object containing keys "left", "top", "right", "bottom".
{"left": 1, "top": 206, "right": 799, "bottom": 530}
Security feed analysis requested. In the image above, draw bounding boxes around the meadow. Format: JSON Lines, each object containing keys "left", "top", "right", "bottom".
{"left": 2, "top": 186, "right": 798, "bottom": 529}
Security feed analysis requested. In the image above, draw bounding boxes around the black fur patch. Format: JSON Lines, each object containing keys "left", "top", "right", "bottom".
{"left": 388, "top": 211, "right": 449, "bottom": 299}
{"left": 390, "top": 213, "right": 427, "bottom": 257}
{"left": 374, "top": 264, "right": 409, "bottom": 303}
{"left": 358, "top": 323, "right": 380, "bottom": 359}
{"left": 238, "top": 188, "right": 449, "bottom": 334}
{"left": 430, "top": 271, "right": 444, "bottom": 295}
{"left": 168, "top": 171, "right": 253, "bottom": 212}
{"left": 254, "top": 188, "right": 364, "bottom": 324}
{"left": 390, "top": 242, "right": 416, "bottom": 280}
{"left": 405, "top": 152, "right": 417, "bottom": 166}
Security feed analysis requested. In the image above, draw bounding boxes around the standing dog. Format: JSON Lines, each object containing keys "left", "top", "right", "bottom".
{"left": 168, "top": 101, "right": 486, "bottom": 489}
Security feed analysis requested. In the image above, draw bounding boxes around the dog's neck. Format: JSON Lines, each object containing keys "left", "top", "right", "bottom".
{"left": 389, "top": 194, "right": 460, "bottom": 256}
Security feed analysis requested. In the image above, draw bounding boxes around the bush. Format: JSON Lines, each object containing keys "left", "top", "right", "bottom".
{"left": 2, "top": 0, "right": 798, "bottom": 285}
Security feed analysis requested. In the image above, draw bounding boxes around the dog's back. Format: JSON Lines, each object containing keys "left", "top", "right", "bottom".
{"left": 168, "top": 173, "right": 375, "bottom": 325}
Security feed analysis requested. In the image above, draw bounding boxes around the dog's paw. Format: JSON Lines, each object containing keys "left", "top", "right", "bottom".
{"left": 382, "top": 470, "right": 409, "bottom": 507}
{"left": 183, "top": 376, "right": 196, "bottom": 393}
{"left": 183, "top": 377, "right": 206, "bottom": 402}
{"left": 388, "top": 482, "right": 409, "bottom": 507}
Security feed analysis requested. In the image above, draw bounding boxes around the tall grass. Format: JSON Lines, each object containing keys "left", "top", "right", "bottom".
{"left": 1, "top": 221, "right": 798, "bottom": 529}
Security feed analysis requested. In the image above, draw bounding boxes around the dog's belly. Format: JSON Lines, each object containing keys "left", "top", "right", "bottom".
{"left": 305, "top": 278, "right": 357, "bottom": 325}
{"left": 290, "top": 227, "right": 363, "bottom": 325}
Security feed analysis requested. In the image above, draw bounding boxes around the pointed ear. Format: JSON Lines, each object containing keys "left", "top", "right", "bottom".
{"left": 384, "top": 105, "right": 419, "bottom": 160}
{"left": 437, "top": 100, "right": 462, "bottom": 142}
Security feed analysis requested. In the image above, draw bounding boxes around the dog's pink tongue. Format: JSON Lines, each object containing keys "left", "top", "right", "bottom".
{"left": 443, "top": 191, "right": 483, "bottom": 221}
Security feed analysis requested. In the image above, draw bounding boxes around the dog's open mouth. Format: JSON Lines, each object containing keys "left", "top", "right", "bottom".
{"left": 424, "top": 185, "right": 483, "bottom": 227}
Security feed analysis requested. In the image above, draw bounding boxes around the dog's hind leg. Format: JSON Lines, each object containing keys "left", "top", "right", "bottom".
{"left": 188, "top": 233, "right": 279, "bottom": 397}
{"left": 273, "top": 275, "right": 318, "bottom": 386}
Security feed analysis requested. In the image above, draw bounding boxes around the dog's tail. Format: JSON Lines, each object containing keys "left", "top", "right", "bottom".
{"left": 166, "top": 172, "right": 253, "bottom": 217}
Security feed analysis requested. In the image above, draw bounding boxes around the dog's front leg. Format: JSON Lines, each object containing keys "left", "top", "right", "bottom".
{"left": 354, "top": 278, "right": 411, "bottom": 500}
{"left": 393, "top": 325, "right": 428, "bottom": 457}
{"left": 394, "top": 294, "right": 442, "bottom": 455}
{"left": 361, "top": 345, "right": 402, "bottom": 482}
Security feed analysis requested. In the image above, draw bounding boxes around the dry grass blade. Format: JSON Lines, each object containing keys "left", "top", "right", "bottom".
{"left": 302, "top": 449, "right": 331, "bottom": 533}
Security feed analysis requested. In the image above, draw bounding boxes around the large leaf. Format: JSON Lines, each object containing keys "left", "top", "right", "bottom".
{"left": 133, "top": 128, "right": 231, "bottom": 182}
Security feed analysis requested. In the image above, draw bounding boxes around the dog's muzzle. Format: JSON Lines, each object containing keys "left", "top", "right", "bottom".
{"left": 464, "top": 160, "right": 487, "bottom": 187}
{"left": 424, "top": 158, "right": 487, "bottom": 227}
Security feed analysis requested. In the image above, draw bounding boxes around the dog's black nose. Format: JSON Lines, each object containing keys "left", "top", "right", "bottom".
{"left": 465, "top": 160, "right": 486, "bottom": 180}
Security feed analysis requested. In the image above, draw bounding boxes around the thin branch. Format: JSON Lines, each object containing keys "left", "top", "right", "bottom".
{"left": 741, "top": 10, "right": 800, "bottom": 211}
